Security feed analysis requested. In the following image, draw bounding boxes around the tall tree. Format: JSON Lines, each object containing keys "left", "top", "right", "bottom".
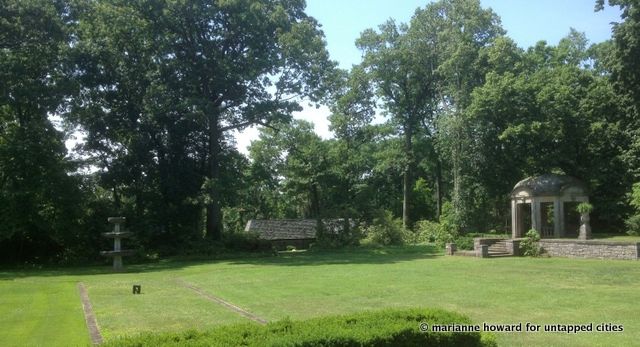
{"left": 597, "top": 0, "right": 640, "bottom": 179}
{"left": 356, "top": 0, "right": 502, "bottom": 228}
{"left": 411, "top": 0, "right": 503, "bottom": 230}
{"left": 0, "top": 0, "right": 82, "bottom": 261}
{"left": 356, "top": 19, "right": 438, "bottom": 227}
{"left": 466, "top": 32, "right": 628, "bottom": 229}
{"left": 70, "top": 0, "right": 335, "bottom": 241}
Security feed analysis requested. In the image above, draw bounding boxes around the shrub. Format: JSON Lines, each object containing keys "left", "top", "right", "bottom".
{"left": 103, "top": 308, "right": 495, "bottom": 347}
{"left": 455, "top": 236, "right": 475, "bottom": 250}
{"left": 315, "top": 218, "right": 362, "bottom": 248}
{"left": 626, "top": 183, "right": 640, "bottom": 236}
{"left": 520, "top": 229, "right": 541, "bottom": 257}
{"left": 362, "top": 210, "right": 413, "bottom": 246}
{"left": 415, "top": 220, "right": 458, "bottom": 247}
{"left": 439, "top": 201, "right": 462, "bottom": 234}
{"left": 625, "top": 215, "right": 640, "bottom": 236}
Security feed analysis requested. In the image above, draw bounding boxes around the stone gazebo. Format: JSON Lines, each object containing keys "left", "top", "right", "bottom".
{"left": 511, "top": 174, "right": 589, "bottom": 239}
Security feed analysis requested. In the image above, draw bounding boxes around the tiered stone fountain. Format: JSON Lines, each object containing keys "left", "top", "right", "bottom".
{"left": 101, "top": 217, "right": 135, "bottom": 270}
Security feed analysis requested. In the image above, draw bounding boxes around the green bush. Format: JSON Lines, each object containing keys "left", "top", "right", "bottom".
{"left": 520, "top": 229, "right": 541, "bottom": 257}
{"left": 454, "top": 236, "right": 475, "bottom": 250}
{"left": 626, "top": 183, "right": 640, "bottom": 236}
{"left": 625, "top": 215, "right": 640, "bottom": 236}
{"left": 315, "top": 218, "right": 362, "bottom": 248}
{"left": 415, "top": 220, "right": 458, "bottom": 247}
{"left": 362, "top": 210, "right": 414, "bottom": 246}
{"left": 103, "top": 308, "right": 495, "bottom": 347}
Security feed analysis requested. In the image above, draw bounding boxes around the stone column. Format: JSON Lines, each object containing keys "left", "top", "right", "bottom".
{"left": 553, "top": 198, "right": 562, "bottom": 238}
{"left": 558, "top": 200, "right": 565, "bottom": 237}
{"left": 531, "top": 199, "right": 542, "bottom": 233}
{"left": 511, "top": 199, "right": 517, "bottom": 239}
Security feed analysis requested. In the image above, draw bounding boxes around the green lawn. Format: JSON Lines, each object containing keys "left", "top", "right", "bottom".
{"left": 1, "top": 246, "right": 639, "bottom": 346}
{"left": 591, "top": 233, "right": 640, "bottom": 242}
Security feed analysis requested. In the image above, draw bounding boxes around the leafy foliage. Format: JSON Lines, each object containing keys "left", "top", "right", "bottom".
{"left": 69, "top": 0, "right": 336, "bottom": 242}
{"left": 625, "top": 183, "right": 640, "bottom": 235}
{"left": 520, "top": 229, "right": 541, "bottom": 257}
{"left": 362, "top": 210, "right": 414, "bottom": 246}
{"left": 0, "top": 0, "right": 87, "bottom": 263}
{"left": 2, "top": 0, "right": 640, "bottom": 263}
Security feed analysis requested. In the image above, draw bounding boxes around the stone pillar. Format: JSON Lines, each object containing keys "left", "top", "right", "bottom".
{"left": 578, "top": 213, "right": 592, "bottom": 240}
{"left": 445, "top": 243, "right": 457, "bottom": 256}
{"left": 531, "top": 199, "right": 542, "bottom": 233}
{"left": 553, "top": 198, "right": 562, "bottom": 238}
{"left": 558, "top": 200, "right": 565, "bottom": 237}
{"left": 505, "top": 239, "right": 521, "bottom": 256}
{"left": 474, "top": 238, "right": 483, "bottom": 251}
{"left": 476, "top": 244, "right": 489, "bottom": 258}
{"left": 517, "top": 204, "right": 525, "bottom": 237}
{"left": 511, "top": 200, "right": 517, "bottom": 239}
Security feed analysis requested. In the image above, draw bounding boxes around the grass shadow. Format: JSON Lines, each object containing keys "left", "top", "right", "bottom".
{"left": 0, "top": 253, "right": 266, "bottom": 280}
{"left": 227, "top": 244, "right": 442, "bottom": 267}
{"left": 0, "top": 245, "right": 443, "bottom": 280}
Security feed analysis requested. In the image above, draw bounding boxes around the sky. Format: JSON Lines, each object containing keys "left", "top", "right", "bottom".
{"left": 233, "top": 0, "right": 623, "bottom": 155}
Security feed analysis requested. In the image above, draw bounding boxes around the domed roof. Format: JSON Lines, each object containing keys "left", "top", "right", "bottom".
{"left": 512, "top": 174, "right": 587, "bottom": 197}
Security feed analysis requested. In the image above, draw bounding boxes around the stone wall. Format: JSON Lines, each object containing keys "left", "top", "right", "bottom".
{"left": 538, "top": 239, "right": 639, "bottom": 260}
{"left": 245, "top": 219, "right": 318, "bottom": 240}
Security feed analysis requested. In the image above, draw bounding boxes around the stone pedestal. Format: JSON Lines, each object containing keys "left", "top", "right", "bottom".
{"left": 101, "top": 217, "right": 134, "bottom": 271}
{"left": 578, "top": 214, "right": 592, "bottom": 240}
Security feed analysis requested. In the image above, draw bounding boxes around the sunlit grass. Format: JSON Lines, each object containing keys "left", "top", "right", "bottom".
{"left": 1, "top": 245, "right": 639, "bottom": 346}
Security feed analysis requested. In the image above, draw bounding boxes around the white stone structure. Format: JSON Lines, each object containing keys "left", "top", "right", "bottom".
{"left": 511, "top": 174, "right": 589, "bottom": 239}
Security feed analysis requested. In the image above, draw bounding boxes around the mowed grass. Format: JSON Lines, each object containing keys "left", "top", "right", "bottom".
{"left": 591, "top": 233, "right": 640, "bottom": 242}
{"left": 1, "top": 245, "right": 639, "bottom": 346}
{"left": 0, "top": 276, "right": 88, "bottom": 346}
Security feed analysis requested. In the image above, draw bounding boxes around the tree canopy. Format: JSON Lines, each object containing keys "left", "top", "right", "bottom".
{"left": 1, "top": 0, "right": 639, "bottom": 262}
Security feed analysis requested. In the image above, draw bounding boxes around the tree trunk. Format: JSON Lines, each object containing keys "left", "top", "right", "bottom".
{"left": 435, "top": 159, "right": 442, "bottom": 220}
{"left": 403, "top": 173, "right": 411, "bottom": 228}
{"left": 403, "top": 123, "right": 414, "bottom": 228}
{"left": 310, "top": 182, "right": 321, "bottom": 218}
{"left": 206, "top": 112, "right": 223, "bottom": 241}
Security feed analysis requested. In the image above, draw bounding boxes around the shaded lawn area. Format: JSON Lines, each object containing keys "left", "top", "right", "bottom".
{"left": 1, "top": 245, "right": 639, "bottom": 346}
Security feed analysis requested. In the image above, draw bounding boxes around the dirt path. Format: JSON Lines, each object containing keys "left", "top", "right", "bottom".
{"left": 176, "top": 279, "right": 268, "bottom": 325}
{"left": 77, "top": 282, "right": 103, "bottom": 345}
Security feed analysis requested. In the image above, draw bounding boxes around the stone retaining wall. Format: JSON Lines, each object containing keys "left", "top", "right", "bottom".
{"left": 538, "top": 239, "right": 639, "bottom": 260}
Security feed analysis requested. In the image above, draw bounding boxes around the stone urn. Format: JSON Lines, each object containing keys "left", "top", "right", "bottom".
{"left": 578, "top": 213, "right": 591, "bottom": 240}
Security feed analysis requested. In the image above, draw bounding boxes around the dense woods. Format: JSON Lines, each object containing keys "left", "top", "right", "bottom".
{"left": 1, "top": 0, "right": 639, "bottom": 263}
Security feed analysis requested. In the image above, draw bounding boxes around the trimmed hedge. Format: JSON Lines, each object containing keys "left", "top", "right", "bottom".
{"left": 103, "top": 308, "right": 496, "bottom": 347}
